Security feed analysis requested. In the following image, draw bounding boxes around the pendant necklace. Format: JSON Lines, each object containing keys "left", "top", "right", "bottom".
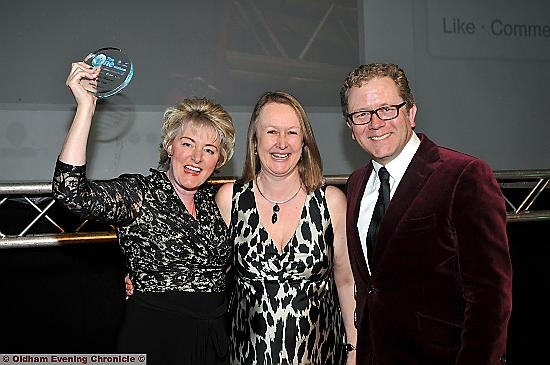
{"left": 255, "top": 178, "right": 302, "bottom": 224}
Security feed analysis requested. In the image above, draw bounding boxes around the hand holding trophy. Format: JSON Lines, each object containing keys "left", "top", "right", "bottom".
{"left": 82, "top": 47, "right": 134, "bottom": 98}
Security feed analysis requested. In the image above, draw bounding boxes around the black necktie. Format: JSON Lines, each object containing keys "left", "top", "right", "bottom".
{"left": 366, "top": 167, "right": 391, "bottom": 263}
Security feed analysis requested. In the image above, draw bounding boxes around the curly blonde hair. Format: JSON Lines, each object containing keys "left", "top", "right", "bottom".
{"left": 158, "top": 97, "right": 235, "bottom": 171}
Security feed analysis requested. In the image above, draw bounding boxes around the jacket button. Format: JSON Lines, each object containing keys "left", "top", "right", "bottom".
{"left": 368, "top": 287, "right": 376, "bottom": 294}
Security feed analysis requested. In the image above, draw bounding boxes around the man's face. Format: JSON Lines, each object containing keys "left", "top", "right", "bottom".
{"left": 346, "top": 77, "right": 416, "bottom": 165}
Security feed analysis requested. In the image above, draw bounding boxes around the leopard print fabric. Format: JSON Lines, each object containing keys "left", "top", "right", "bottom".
{"left": 229, "top": 181, "right": 346, "bottom": 365}
{"left": 52, "top": 160, "right": 231, "bottom": 293}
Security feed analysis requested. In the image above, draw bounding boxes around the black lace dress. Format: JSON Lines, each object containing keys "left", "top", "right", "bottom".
{"left": 53, "top": 160, "right": 231, "bottom": 365}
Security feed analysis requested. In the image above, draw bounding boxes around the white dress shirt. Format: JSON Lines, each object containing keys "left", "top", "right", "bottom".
{"left": 358, "top": 132, "right": 421, "bottom": 275}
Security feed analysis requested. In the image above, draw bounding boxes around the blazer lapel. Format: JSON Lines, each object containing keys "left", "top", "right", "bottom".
{"left": 375, "top": 134, "right": 440, "bottom": 257}
{"left": 348, "top": 164, "right": 373, "bottom": 279}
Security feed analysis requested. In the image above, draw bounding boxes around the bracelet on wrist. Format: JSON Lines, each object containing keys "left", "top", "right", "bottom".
{"left": 345, "top": 343, "right": 356, "bottom": 352}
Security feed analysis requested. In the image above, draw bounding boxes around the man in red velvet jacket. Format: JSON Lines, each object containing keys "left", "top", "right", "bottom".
{"left": 338, "top": 63, "right": 512, "bottom": 365}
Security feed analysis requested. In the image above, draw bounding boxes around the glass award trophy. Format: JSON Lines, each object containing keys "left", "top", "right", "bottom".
{"left": 84, "top": 47, "right": 134, "bottom": 98}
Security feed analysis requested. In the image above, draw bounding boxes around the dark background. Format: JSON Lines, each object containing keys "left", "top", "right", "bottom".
{"left": 0, "top": 189, "right": 548, "bottom": 364}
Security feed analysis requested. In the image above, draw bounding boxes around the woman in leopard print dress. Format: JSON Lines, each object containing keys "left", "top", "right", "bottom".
{"left": 216, "top": 91, "right": 357, "bottom": 364}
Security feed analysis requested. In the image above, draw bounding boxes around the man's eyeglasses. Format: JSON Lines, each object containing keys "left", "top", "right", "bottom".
{"left": 346, "top": 101, "right": 407, "bottom": 125}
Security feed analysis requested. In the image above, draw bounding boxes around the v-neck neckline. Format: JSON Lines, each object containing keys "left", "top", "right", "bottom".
{"left": 251, "top": 182, "right": 310, "bottom": 255}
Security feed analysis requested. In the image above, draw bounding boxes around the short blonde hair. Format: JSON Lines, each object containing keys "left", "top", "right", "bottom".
{"left": 158, "top": 97, "right": 235, "bottom": 170}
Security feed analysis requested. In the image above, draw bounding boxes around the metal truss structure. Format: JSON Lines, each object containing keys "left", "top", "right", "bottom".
{"left": 1, "top": 169, "right": 548, "bottom": 249}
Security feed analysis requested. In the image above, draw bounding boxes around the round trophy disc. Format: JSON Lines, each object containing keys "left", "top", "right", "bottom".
{"left": 84, "top": 47, "right": 134, "bottom": 98}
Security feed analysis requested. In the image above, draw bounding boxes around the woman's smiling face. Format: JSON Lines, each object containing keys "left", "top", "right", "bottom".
{"left": 255, "top": 102, "right": 303, "bottom": 178}
{"left": 167, "top": 121, "right": 220, "bottom": 192}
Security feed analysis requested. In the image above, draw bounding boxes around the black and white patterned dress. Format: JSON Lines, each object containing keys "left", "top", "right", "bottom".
{"left": 229, "top": 181, "right": 345, "bottom": 365}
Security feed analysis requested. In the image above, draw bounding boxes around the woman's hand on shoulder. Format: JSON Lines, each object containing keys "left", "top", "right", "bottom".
{"left": 215, "top": 182, "right": 234, "bottom": 226}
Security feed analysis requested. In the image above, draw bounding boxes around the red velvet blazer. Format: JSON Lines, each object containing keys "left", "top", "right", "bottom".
{"left": 345, "top": 133, "right": 512, "bottom": 365}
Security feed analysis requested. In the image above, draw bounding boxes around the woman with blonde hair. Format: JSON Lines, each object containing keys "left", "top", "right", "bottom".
{"left": 53, "top": 61, "right": 235, "bottom": 365}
